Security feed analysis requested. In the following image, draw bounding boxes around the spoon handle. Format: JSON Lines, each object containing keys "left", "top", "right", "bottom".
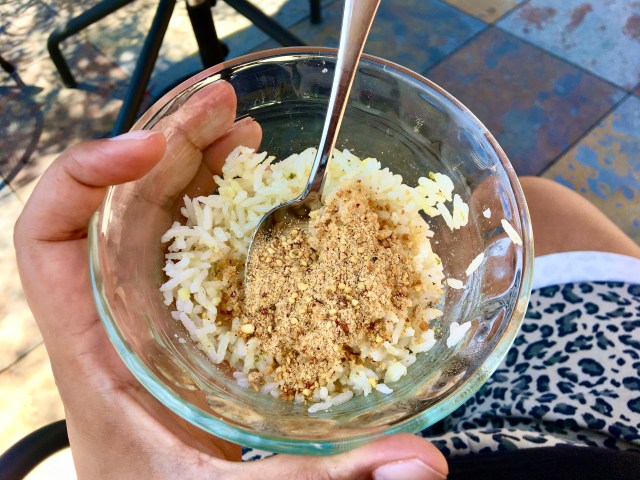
{"left": 304, "top": 0, "right": 381, "bottom": 196}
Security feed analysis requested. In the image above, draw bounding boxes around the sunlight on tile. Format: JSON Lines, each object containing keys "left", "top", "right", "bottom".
{"left": 2, "top": 47, "right": 125, "bottom": 193}
{"left": 499, "top": 0, "right": 640, "bottom": 89}
{"left": 445, "top": 0, "right": 522, "bottom": 23}
{"left": 544, "top": 96, "right": 640, "bottom": 243}
{"left": 0, "top": 343, "right": 65, "bottom": 454}
{"left": 0, "top": 191, "right": 42, "bottom": 370}
{"left": 0, "top": 0, "right": 58, "bottom": 67}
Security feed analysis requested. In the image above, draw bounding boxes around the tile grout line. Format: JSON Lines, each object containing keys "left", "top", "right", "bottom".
{"left": 443, "top": 0, "right": 531, "bottom": 26}
{"left": 489, "top": 0, "right": 531, "bottom": 24}
{"left": 538, "top": 90, "right": 635, "bottom": 177}
{"left": 425, "top": 2, "right": 632, "bottom": 96}
{"left": 426, "top": 25, "right": 630, "bottom": 96}
{"left": 491, "top": 17, "right": 634, "bottom": 94}
{"left": 416, "top": 4, "right": 633, "bottom": 179}
{"left": 421, "top": 0, "right": 533, "bottom": 76}
{"left": 0, "top": 341, "right": 45, "bottom": 376}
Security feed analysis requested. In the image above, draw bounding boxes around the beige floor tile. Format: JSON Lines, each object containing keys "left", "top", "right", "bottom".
{"left": 0, "top": 0, "right": 59, "bottom": 67}
{"left": 5, "top": 45, "right": 125, "bottom": 196}
{"left": 39, "top": 0, "right": 102, "bottom": 22}
{"left": 445, "top": 0, "right": 521, "bottom": 23}
{"left": 0, "top": 343, "right": 65, "bottom": 453}
{"left": 79, "top": 0, "right": 298, "bottom": 74}
{"left": 0, "top": 306, "right": 41, "bottom": 371}
{"left": 0, "top": 189, "right": 22, "bottom": 258}
{"left": 0, "top": 191, "right": 42, "bottom": 371}
{"left": 25, "top": 448, "right": 77, "bottom": 480}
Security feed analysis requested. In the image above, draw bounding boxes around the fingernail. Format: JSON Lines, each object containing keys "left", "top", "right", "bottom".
{"left": 230, "top": 116, "right": 255, "bottom": 129}
{"left": 373, "top": 458, "right": 447, "bottom": 480}
{"left": 111, "top": 130, "right": 160, "bottom": 141}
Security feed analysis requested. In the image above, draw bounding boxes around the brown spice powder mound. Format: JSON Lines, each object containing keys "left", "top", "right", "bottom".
{"left": 243, "top": 185, "right": 419, "bottom": 400}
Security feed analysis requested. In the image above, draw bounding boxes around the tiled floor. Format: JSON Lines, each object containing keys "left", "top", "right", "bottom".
{"left": 427, "top": 27, "right": 625, "bottom": 175}
{"left": 1, "top": 0, "right": 639, "bottom": 475}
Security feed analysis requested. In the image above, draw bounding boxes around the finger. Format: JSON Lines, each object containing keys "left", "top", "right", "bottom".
{"left": 14, "top": 131, "right": 167, "bottom": 376}
{"left": 16, "top": 130, "right": 167, "bottom": 243}
{"left": 140, "top": 80, "right": 237, "bottom": 206}
{"left": 183, "top": 116, "right": 263, "bottom": 199}
{"left": 202, "top": 116, "right": 263, "bottom": 175}
{"left": 218, "top": 433, "right": 448, "bottom": 480}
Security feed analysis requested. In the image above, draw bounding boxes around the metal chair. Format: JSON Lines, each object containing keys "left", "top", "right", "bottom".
{"left": 3, "top": 423, "right": 640, "bottom": 480}
{"left": 1, "top": 53, "right": 16, "bottom": 74}
{"left": 0, "top": 420, "right": 69, "bottom": 480}
{"left": 47, "top": 0, "right": 321, "bottom": 135}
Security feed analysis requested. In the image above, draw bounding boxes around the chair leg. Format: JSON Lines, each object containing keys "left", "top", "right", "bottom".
{"left": 310, "top": 0, "right": 321, "bottom": 24}
{"left": 187, "top": 0, "right": 228, "bottom": 69}
{"left": 0, "top": 53, "right": 16, "bottom": 74}
{"left": 47, "top": 0, "right": 136, "bottom": 88}
{"left": 112, "top": 0, "right": 177, "bottom": 135}
{"left": 223, "top": 0, "right": 305, "bottom": 46}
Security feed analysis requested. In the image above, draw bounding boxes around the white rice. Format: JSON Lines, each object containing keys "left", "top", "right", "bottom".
{"left": 161, "top": 146, "right": 470, "bottom": 412}
{"left": 376, "top": 383, "right": 394, "bottom": 394}
{"left": 483, "top": 208, "right": 492, "bottom": 218}
{"left": 447, "top": 321, "right": 472, "bottom": 348}
{"left": 446, "top": 278, "right": 465, "bottom": 289}
{"left": 501, "top": 218, "right": 523, "bottom": 245}
{"left": 465, "top": 252, "right": 485, "bottom": 276}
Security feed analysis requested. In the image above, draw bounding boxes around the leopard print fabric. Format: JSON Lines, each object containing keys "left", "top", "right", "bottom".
{"left": 421, "top": 281, "right": 640, "bottom": 456}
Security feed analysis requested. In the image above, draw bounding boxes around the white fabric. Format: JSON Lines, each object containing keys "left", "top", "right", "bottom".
{"left": 532, "top": 251, "right": 640, "bottom": 290}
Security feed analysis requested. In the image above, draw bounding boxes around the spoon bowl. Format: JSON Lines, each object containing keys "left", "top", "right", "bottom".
{"left": 245, "top": 0, "right": 381, "bottom": 273}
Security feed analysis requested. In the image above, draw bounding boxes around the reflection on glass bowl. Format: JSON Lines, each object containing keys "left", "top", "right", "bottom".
{"left": 89, "top": 48, "right": 533, "bottom": 455}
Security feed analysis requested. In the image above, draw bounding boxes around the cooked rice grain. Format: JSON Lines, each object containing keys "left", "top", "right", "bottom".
{"left": 161, "top": 146, "right": 469, "bottom": 412}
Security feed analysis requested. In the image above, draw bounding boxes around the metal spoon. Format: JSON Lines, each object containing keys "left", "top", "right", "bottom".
{"left": 245, "top": 0, "right": 381, "bottom": 271}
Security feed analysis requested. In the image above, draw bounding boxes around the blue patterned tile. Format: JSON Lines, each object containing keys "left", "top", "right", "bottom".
{"left": 498, "top": 0, "right": 640, "bottom": 90}
{"left": 543, "top": 96, "right": 640, "bottom": 243}
{"left": 426, "top": 27, "right": 625, "bottom": 176}
{"left": 256, "top": 0, "right": 486, "bottom": 74}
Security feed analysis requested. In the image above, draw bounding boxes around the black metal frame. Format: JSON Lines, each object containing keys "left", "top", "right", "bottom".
{"left": 47, "top": 0, "right": 136, "bottom": 88}
{"left": 47, "top": 0, "right": 319, "bottom": 136}
{"left": 112, "top": 0, "right": 177, "bottom": 134}
{"left": 187, "top": 0, "right": 229, "bottom": 68}
{"left": 1, "top": 53, "right": 16, "bottom": 74}
{"left": 0, "top": 420, "right": 69, "bottom": 480}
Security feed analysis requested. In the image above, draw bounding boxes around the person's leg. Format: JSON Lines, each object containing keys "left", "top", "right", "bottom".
{"left": 519, "top": 176, "right": 640, "bottom": 259}
{"left": 423, "top": 178, "right": 640, "bottom": 456}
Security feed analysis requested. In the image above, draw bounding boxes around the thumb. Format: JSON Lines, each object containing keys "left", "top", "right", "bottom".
{"left": 16, "top": 130, "right": 166, "bottom": 244}
{"left": 224, "top": 434, "right": 448, "bottom": 480}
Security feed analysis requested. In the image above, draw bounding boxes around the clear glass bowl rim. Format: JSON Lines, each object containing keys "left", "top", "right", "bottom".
{"left": 89, "top": 46, "right": 534, "bottom": 455}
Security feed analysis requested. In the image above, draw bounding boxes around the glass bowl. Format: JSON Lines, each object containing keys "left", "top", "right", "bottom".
{"left": 89, "top": 47, "right": 533, "bottom": 455}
